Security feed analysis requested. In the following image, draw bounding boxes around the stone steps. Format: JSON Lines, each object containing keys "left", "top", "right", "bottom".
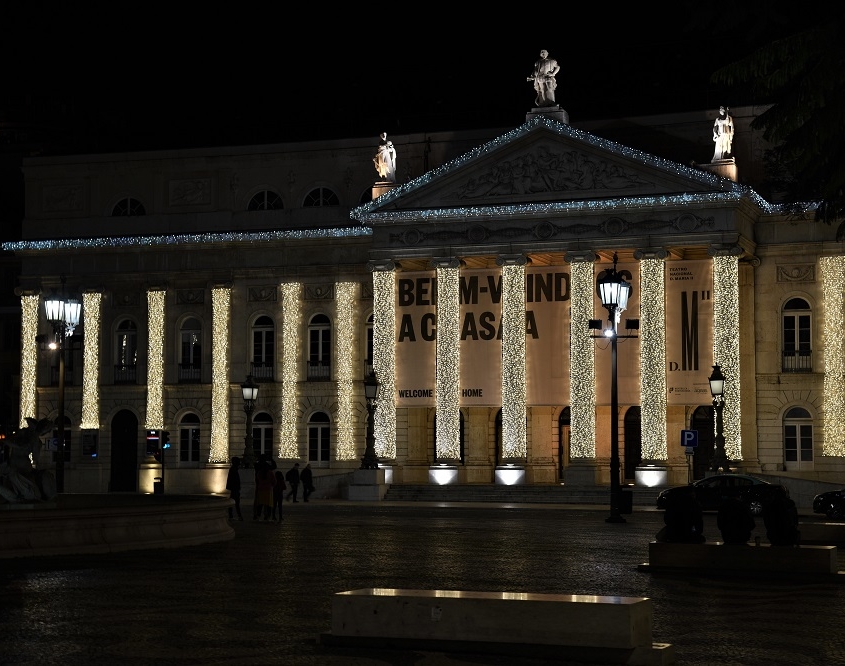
{"left": 382, "top": 484, "right": 659, "bottom": 506}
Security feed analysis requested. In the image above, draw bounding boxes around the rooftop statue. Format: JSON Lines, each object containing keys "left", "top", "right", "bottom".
{"left": 0, "top": 417, "right": 56, "bottom": 503}
{"left": 712, "top": 106, "right": 734, "bottom": 161}
{"left": 527, "top": 49, "right": 560, "bottom": 108}
{"left": 373, "top": 132, "right": 397, "bottom": 183}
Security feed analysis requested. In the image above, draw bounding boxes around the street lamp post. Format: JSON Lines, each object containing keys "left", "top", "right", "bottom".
{"left": 44, "top": 282, "right": 81, "bottom": 494}
{"left": 241, "top": 374, "right": 259, "bottom": 469}
{"left": 360, "top": 372, "right": 381, "bottom": 469}
{"left": 594, "top": 254, "right": 633, "bottom": 524}
{"left": 708, "top": 364, "right": 729, "bottom": 473}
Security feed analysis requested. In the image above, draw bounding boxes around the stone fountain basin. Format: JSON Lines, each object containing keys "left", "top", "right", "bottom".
{"left": 0, "top": 493, "right": 235, "bottom": 559}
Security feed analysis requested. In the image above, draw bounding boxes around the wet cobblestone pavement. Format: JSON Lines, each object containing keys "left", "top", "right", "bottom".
{"left": 2, "top": 501, "right": 845, "bottom": 665}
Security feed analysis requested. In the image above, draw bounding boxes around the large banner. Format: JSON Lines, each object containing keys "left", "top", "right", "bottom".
{"left": 664, "top": 260, "right": 714, "bottom": 404}
{"left": 394, "top": 268, "right": 571, "bottom": 406}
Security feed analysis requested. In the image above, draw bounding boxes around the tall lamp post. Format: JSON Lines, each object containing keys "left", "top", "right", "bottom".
{"left": 595, "top": 254, "right": 632, "bottom": 524}
{"left": 708, "top": 364, "right": 729, "bottom": 473}
{"left": 241, "top": 374, "right": 259, "bottom": 469}
{"left": 360, "top": 372, "right": 381, "bottom": 469}
{"left": 44, "top": 283, "right": 81, "bottom": 494}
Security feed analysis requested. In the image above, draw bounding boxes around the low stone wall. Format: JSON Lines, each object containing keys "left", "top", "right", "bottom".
{"left": 320, "top": 587, "right": 676, "bottom": 665}
{"left": 0, "top": 493, "right": 234, "bottom": 559}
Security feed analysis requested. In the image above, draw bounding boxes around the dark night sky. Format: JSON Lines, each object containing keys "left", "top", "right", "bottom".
{"left": 1, "top": 3, "right": 821, "bottom": 154}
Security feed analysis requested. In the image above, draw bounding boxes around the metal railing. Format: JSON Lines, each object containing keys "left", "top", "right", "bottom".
{"left": 782, "top": 350, "right": 812, "bottom": 373}
{"left": 251, "top": 362, "right": 274, "bottom": 381}
{"left": 178, "top": 364, "right": 202, "bottom": 383}
{"left": 114, "top": 364, "right": 137, "bottom": 384}
{"left": 307, "top": 361, "right": 331, "bottom": 381}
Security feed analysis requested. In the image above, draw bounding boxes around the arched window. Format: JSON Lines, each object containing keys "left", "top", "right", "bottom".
{"left": 179, "top": 413, "right": 201, "bottom": 463}
{"left": 308, "top": 411, "right": 331, "bottom": 463}
{"left": 307, "top": 314, "right": 331, "bottom": 380}
{"left": 252, "top": 412, "right": 274, "bottom": 459}
{"left": 784, "top": 406, "right": 813, "bottom": 471}
{"left": 179, "top": 318, "right": 202, "bottom": 383}
{"left": 247, "top": 190, "right": 283, "bottom": 211}
{"left": 251, "top": 315, "right": 274, "bottom": 381}
{"left": 114, "top": 319, "right": 137, "bottom": 383}
{"left": 782, "top": 297, "right": 812, "bottom": 372}
{"left": 303, "top": 187, "right": 339, "bottom": 207}
{"left": 112, "top": 197, "right": 146, "bottom": 216}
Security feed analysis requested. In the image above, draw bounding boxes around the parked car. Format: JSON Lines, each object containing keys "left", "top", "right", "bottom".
{"left": 656, "top": 474, "right": 789, "bottom": 516}
{"left": 812, "top": 488, "right": 845, "bottom": 519}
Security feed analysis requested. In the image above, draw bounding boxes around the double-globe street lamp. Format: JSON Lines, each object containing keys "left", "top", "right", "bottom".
{"left": 241, "top": 374, "right": 259, "bottom": 469}
{"left": 43, "top": 284, "right": 82, "bottom": 493}
{"left": 708, "top": 364, "right": 729, "bottom": 473}
{"left": 591, "top": 254, "right": 637, "bottom": 524}
{"left": 360, "top": 372, "right": 381, "bottom": 469}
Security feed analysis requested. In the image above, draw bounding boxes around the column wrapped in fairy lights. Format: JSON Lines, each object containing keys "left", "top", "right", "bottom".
{"left": 434, "top": 258, "right": 461, "bottom": 461}
{"left": 335, "top": 282, "right": 356, "bottom": 460}
{"left": 80, "top": 292, "right": 102, "bottom": 430}
{"left": 209, "top": 286, "right": 230, "bottom": 463}
{"left": 498, "top": 255, "right": 527, "bottom": 459}
{"left": 712, "top": 253, "right": 741, "bottom": 460}
{"left": 145, "top": 289, "right": 165, "bottom": 431}
{"left": 19, "top": 294, "right": 39, "bottom": 425}
{"left": 279, "top": 282, "right": 301, "bottom": 458}
{"left": 638, "top": 257, "right": 667, "bottom": 460}
{"left": 820, "top": 255, "right": 845, "bottom": 456}
{"left": 567, "top": 257, "right": 596, "bottom": 458}
{"left": 371, "top": 263, "right": 397, "bottom": 459}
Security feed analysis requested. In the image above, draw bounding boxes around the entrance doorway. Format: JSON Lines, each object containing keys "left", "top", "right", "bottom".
{"left": 690, "top": 406, "right": 715, "bottom": 479}
{"left": 110, "top": 410, "right": 139, "bottom": 492}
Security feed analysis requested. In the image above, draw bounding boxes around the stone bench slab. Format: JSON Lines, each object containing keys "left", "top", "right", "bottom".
{"left": 642, "top": 541, "right": 840, "bottom": 577}
{"left": 321, "top": 587, "right": 676, "bottom": 665}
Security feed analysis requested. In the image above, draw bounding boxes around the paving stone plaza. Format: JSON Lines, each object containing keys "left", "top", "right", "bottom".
{"left": 2, "top": 501, "right": 845, "bottom": 665}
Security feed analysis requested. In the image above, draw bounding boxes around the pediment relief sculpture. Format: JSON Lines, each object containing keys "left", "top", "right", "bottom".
{"left": 450, "top": 147, "right": 652, "bottom": 199}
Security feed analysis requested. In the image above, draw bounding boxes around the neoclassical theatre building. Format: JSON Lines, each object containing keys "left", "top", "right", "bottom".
{"left": 6, "top": 104, "right": 844, "bottom": 496}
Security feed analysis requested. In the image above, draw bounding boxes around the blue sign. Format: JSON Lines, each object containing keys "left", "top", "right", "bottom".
{"left": 681, "top": 430, "right": 698, "bottom": 447}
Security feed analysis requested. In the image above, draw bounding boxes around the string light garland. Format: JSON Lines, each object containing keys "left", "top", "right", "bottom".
{"left": 280, "top": 282, "right": 301, "bottom": 458}
{"left": 568, "top": 259, "right": 596, "bottom": 458}
{"left": 435, "top": 261, "right": 461, "bottom": 461}
{"left": 712, "top": 255, "right": 741, "bottom": 461}
{"left": 19, "top": 295, "right": 39, "bottom": 426}
{"left": 335, "top": 282, "right": 356, "bottom": 460}
{"left": 638, "top": 259, "right": 666, "bottom": 461}
{"left": 500, "top": 260, "right": 527, "bottom": 459}
{"left": 210, "top": 286, "right": 231, "bottom": 463}
{"left": 820, "top": 256, "right": 845, "bottom": 456}
{"left": 372, "top": 267, "right": 397, "bottom": 459}
{"left": 145, "top": 290, "right": 165, "bottom": 431}
{"left": 80, "top": 292, "right": 102, "bottom": 430}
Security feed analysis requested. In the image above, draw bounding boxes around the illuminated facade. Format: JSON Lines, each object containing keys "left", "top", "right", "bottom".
{"left": 6, "top": 107, "right": 843, "bottom": 495}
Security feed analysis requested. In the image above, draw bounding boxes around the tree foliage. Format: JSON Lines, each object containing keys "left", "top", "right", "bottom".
{"left": 707, "top": 6, "right": 845, "bottom": 237}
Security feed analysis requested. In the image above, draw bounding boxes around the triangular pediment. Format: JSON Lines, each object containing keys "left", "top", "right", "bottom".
{"left": 353, "top": 116, "right": 742, "bottom": 221}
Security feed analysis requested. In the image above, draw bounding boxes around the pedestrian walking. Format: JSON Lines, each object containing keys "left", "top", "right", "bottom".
{"left": 285, "top": 462, "right": 301, "bottom": 502}
{"left": 301, "top": 462, "right": 315, "bottom": 502}
{"left": 253, "top": 458, "right": 276, "bottom": 521}
{"left": 272, "top": 470, "right": 286, "bottom": 522}
{"left": 225, "top": 456, "right": 243, "bottom": 521}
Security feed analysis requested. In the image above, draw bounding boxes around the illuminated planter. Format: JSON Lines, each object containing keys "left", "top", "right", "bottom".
{"left": 634, "top": 464, "right": 668, "bottom": 488}
{"left": 429, "top": 465, "right": 459, "bottom": 485}
{"left": 495, "top": 465, "right": 526, "bottom": 486}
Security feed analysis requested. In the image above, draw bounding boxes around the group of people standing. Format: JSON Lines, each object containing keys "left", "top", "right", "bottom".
{"left": 225, "top": 456, "right": 316, "bottom": 523}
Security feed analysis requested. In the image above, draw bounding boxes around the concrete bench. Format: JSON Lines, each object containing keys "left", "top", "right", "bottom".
{"left": 320, "top": 587, "right": 676, "bottom": 665}
{"left": 798, "top": 522, "right": 845, "bottom": 545}
{"left": 640, "top": 541, "right": 842, "bottom": 578}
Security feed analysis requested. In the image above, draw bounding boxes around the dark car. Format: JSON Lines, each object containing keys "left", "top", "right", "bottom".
{"left": 656, "top": 473, "right": 789, "bottom": 516}
{"left": 812, "top": 488, "right": 845, "bottom": 519}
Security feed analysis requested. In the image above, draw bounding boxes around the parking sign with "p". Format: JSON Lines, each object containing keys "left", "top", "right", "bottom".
{"left": 681, "top": 430, "right": 698, "bottom": 447}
